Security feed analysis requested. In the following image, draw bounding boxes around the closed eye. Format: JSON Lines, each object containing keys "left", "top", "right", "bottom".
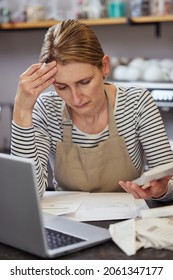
{"left": 54, "top": 78, "right": 91, "bottom": 90}
{"left": 53, "top": 82, "right": 67, "bottom": 91}
{"left": 79, "top": 79, "right": 91, "bottom": 85}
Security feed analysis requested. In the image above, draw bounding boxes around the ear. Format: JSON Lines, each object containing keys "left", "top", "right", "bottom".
{"left": 101, "top": 55, "right": 110, "bottom": 78}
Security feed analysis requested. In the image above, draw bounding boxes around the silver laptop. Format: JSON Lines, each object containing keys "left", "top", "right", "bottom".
{"left": 0, "top": 153, "right": 111, "bottom": 258}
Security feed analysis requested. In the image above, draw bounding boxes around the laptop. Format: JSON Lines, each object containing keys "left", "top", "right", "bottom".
{"left": 0, "top": 153, "right": 111, "bottom": 258}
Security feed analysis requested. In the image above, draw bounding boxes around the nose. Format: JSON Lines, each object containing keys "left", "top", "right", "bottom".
{"left": 71, "top": 88, "right": 83, "bottom": 105}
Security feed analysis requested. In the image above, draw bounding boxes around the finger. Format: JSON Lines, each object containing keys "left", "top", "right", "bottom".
{"left": 23, "top": 63, "right": 42, "bottom": 76}
{"left": 126, "top": 182, "right": 143, "bottom": 198}
{"left": 130, "top": 182, "right": 154, "bottom": 199}
{"left": 31, "top": 66, "right": 57, "bottom": 89}
{"left": 119, "top": 181, "right": 152, "bottom": 199}
{"left": 119, "top": 181, "right": 141, "bottom": 198}
{"left": 34, "top": 77, "right": 56, "bottom": 94}
{"left": 23, "top": 61, "right": 57, "bottom": 83}
{"left": 37, "top": 61, "right": 57, "bottom": 77}
{"left": 29, "top": 62, "right": 57, "bottom": 87}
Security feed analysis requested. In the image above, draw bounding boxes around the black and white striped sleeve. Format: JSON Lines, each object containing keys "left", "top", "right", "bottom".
{"left": 11, "top": 99, "right": 52, "bottom": 197}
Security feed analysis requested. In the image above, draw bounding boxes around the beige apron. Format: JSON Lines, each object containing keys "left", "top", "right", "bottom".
{"left": 54, "top": 92, "right": 140, "bottom": 192}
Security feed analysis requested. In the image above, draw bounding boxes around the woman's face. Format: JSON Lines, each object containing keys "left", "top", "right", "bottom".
{"left": 53, "top": 56, "right": 109, "bottom": 117}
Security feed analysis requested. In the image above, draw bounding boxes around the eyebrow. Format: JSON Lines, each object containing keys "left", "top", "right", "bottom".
{"left": 54, "top": 76, "right": 92, "bottom": 85}
{"left": 54, "top": 81, "right": 67, "bottom": 86}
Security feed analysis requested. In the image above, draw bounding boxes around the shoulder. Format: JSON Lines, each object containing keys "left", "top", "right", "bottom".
{"left": 115, "top": 83, "right": 153, "bottom": 105}
{"left": 116, "top": 83, "right": 149, "bottom": 97}
{"left": 113, "top": 83, "right": 157, "bottom": 118}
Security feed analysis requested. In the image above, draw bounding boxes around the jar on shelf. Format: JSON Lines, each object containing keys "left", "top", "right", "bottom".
{"left": 151, "top": 0, "right": 173, "bottom": 16}
{"left": 0, "top": 0, "right": 10, "bottom": 23}
{"left": 141, "top": 0, "right": 150, "bottom": 15}
{"left": 26, "top": 0, "right": 45, "bottom": 22}
{"left": 129, "top": 0, "right": 150, "bottom": 17}
{"left": 107, "top": 0, "right": 126, "bottom": 18}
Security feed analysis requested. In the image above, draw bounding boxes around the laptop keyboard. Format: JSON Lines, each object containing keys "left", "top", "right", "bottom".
{"left": 45, "top": 228, "right": 86, "bottom": 250}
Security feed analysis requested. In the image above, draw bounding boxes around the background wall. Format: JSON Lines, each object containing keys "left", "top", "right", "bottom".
{"left": 0, "top": 22, "right": 173, "bottom": 150}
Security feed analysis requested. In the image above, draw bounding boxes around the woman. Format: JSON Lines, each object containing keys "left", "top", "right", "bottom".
{"left": 11, "top": 19, "right": 173, "bottom": 200}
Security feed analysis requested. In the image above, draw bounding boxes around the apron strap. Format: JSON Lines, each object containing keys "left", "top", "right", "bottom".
{"left": 61, "top": 103, "right": 72, "bottom": 144}
{"left": 105, "top": 90, "right": 119, "bottom": 137}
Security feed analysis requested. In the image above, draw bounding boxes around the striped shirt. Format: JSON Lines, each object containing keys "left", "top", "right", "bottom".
{"left": 11, "top": 84, "right": 173, "bottom": 199}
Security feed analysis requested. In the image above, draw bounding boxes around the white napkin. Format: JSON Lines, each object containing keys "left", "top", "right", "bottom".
{"left": 109, "top": 216, "right": 173, "bottom": 255}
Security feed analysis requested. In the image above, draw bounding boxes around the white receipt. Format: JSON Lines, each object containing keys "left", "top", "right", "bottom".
{"left": 132, "top": 162, "right": 173, "bottom": 186}
{"left": 141, "top": 205, "right": 173, "bottom": 218}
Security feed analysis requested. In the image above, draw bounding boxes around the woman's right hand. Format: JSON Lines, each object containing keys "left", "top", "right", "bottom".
{"left": 13, "top": 61, "right": 57, "bottom": 127}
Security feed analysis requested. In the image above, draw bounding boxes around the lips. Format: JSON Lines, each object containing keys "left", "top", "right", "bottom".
{"left": 74, "top": 101, "right": 90, "bottom": 108}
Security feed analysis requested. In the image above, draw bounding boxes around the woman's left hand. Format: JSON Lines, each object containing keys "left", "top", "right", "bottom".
{"left": 119, "top": 176, "right": 172, "bottom": 199}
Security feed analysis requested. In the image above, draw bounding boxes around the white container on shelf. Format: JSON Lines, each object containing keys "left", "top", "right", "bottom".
{"left": 151, "top": 0, "right": 173, "bottom": 15}
{"left": 43, "top": 0, "right": 78, "bottom": 20}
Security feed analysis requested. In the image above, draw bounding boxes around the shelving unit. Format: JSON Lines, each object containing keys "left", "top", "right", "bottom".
{"left": 0, "top": 18, "right": 126, "bottom": 30}
{"left": 129, "top": 14, "right": 173, "bottom": 23}
{"left": 0, "top": 15, "right": 173, "bottom": 30}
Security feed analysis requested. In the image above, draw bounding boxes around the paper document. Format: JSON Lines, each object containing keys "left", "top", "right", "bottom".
{"left": 141, "top": 204, "right": 173, "bottom": 218}
{"left": 132, "top": 162, "right": 173, "bottom": 186}
{"left": 41, "top": 191, "right": 88, "bottom": 215}
{"left": 65, "top": 193, "right": 148, "bottom": 221}
{"left": 41, "top": 191, "right": 148, "bottom": 221}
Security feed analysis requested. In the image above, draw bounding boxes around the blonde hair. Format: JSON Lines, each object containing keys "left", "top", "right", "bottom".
{"left": 39, "top": 19, "right": 105, "bottom": 68}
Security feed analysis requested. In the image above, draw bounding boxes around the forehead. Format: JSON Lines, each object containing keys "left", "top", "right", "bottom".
{"left": 54, "top": 62, "right": 100, "bottom": 83}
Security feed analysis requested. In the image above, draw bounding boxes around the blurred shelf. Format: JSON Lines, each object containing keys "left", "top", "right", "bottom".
{"left": 131, "top": 14, "right": 173, "bottom": 23}
{"left": 0, "top": 18, "right": 127, "bottom": 30}
{"left": 1, "top": 15, "right": 173, "bottom": 30}
{"left": 80, "top": 17, "right": 127, "bottom": 25}
{"left": 0, "top": 19, "right": 59, "bottom": 30}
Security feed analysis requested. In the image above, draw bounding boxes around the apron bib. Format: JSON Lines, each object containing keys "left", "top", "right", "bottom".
{"left": 54, "top": 92, "right": 140, "bottom": 191}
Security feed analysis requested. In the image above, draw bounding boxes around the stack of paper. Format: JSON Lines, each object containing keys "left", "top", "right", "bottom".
{"left": 41, "top": 191, "right": 148, "bottom": 221}
{"left": 132, "top": 162, "right": 173, "bottom": 186}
